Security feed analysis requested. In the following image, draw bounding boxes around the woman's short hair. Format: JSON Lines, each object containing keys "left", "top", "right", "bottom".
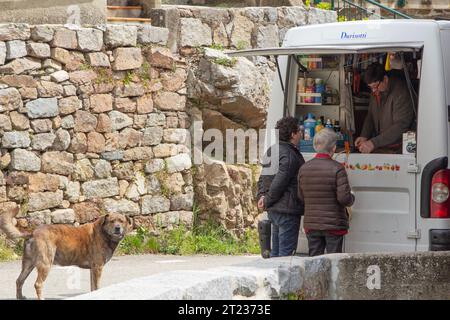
{"left": 364, "top": 62, "right": 386, "bottom": 84}
{"left": 275, "top": 116, "right": 299, "bottom": 142}
{"left": 313, "top": 128, "right": 337, "bottom": 153}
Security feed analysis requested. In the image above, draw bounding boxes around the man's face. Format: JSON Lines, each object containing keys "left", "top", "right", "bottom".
{"left": 291, "top": 128, "right": 302, "bottom": 145}
{"left": 368, "top": 76, "right": 388, "bottom": 94}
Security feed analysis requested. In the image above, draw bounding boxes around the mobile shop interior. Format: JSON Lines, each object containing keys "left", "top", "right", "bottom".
{"left": 289, "top": 50, "right": 421, "bottom": 164}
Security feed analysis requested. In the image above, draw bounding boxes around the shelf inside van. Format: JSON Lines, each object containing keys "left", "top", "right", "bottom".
{"left": 306, "top": 68, "right": 339, "bottom": 72}
{"left": 297, "top": 103, "right": 322, "bottom": 106}
{"left": 297, "top": 104, "right": 340, "bottom": 107}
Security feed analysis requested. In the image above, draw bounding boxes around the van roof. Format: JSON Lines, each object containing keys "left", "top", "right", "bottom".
{"left": 284, "top": 19, "right": 450, "bottom": 47}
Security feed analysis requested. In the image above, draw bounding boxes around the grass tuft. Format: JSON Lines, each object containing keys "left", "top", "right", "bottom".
{"left": 0, "top": 237, "right": 21, "bottom": 262}
{"left": 117, "top": 221, "right": 259, "bottom": 256}
{"left": 213, "top": 57, "right": 237, "bottom": 68}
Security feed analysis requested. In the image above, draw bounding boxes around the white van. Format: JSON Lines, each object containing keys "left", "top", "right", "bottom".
{"left": 229, "top": 20, "right": 450, "bottom": 253}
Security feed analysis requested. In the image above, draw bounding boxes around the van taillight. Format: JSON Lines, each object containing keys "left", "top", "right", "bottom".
{"left": 431, "top": 169, "right": 450, "bottom": 218}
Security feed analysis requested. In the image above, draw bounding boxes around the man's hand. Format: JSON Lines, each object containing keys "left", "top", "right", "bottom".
{"left": 257, "top": 196, "right": 265, "bottom": 210}
{"left": 355, "top": 137, "right": 368, "bottom": 148}
{"left": 358, "top": 140, "right": 375, "bottom": 154}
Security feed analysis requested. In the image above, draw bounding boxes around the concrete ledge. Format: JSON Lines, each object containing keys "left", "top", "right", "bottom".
{"left": 69, "top": 252, "right": 450, "bottom": 300}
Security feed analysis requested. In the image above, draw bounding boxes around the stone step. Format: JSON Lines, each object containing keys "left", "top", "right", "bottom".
{"left": 400, "top": 9, "right": 450, "bottom": 19}
{"left": 107, "top": 0, "right": 141, "bottom": 6}
{"left": 107, "top": 17, "right": 152, "bottom": 24}
{"left": 107, "top": 6, "right": 143, "bottom": 18}
{"left": 360, "top": 0, "right": 450, "bottom": 19}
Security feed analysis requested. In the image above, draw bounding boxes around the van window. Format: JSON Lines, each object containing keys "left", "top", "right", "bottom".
{"left": 294, "top": 51, "right": 422, "bottom": 156}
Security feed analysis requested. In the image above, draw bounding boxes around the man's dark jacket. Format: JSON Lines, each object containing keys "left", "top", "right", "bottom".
{"left": 257, "top": 141, "right": 305, "bottom": 215}
{"left": 360, "top": 74, "right": 414, "bottom": 149}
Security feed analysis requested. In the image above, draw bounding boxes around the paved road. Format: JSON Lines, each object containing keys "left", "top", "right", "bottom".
{"left": 0, "top": 254, "right": 260, "bottom": 300}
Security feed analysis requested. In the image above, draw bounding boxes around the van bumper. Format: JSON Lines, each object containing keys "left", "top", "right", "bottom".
{"left": 429, "top": 229, "right": 450, "bottom": 251}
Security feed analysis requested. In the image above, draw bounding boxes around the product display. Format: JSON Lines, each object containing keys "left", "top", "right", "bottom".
{"left": 295, "top": 51, "right": 420, "bottom": 156}
{"left": 296, "top": 56, "right": 338, "bottom": 106}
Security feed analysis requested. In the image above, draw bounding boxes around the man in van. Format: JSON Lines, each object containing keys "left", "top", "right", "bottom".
{"left": 257, "top": 116, "right": 305, "bottom": 257}
{"left": 355, "top": 63, "right": 414, "bottom": 154}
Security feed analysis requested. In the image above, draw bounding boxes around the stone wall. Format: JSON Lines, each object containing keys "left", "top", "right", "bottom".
{"left": 0, "top": 0, "right": 107, "bottom": 25}
{"left": 0, "top": 5, "right": 337, "bottom": 234}
{"left": 162, "top": 0, "right": 305, "bottom": 6}
{"left": 150, "top": 4, "right": 337, "bottom": 53}
{"left": 156, "top": 5, "right": 336, "bottom": 229}
{"left": 0, "top": 23, "right": 194, "bottom": 233}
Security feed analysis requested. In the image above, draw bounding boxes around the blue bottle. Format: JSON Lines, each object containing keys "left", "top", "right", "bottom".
{"left": 303, "top": 113, "right": 316, "bottom": 141}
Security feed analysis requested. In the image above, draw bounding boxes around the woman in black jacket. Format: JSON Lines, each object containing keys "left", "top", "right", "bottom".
{"left": 257, "top": 116, "right": 305, "bottom": 257}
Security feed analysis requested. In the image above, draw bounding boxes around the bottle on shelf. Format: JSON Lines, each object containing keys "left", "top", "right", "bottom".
{"left": 297, "top": 76, "right": 306, "bottom": 104}
{"left": 333, "top": 120, "right": 341, "bottom": 132}
{"left": 310, "top": 55, "right": 316, "bottom": 69}
{"left": 317, "top": 56, "right": 323, "bottom": 69}
{"left": 315, "top": 119, "right": 324, "bottom": 134}
{"left": 334, "top": 120, "right": 343, "bottom": 140}
{"left": 304, "top": 113, "right": 316, "bottom": 141}
{"left": 298, "top": 116, "right": 305, "bottom": 140}
{"left": 325, "top": 118, "right": 333, "bottom": 129}
{"left": 315, "top": 78, "right": 324, "bottom": 104}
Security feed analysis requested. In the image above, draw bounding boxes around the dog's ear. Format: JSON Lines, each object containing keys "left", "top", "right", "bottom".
{"left": 98, "top": 214, "right": 109, "bottom": 226}
{"left": 126, "top": 216, "right": 134, "bottom": 232}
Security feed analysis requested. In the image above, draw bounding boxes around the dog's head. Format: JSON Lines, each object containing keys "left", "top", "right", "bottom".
{"left": 100, "top": 213, "right": 133, "bottom": 242}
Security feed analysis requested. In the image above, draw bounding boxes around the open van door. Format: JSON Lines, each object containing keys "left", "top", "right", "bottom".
{"left": 228, "top": 43, "right": 422, "bottom": 253}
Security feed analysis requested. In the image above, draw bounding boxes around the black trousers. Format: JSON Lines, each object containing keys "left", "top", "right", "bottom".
{"left": 306, "top": 230, "right": 344, "bottom": 256}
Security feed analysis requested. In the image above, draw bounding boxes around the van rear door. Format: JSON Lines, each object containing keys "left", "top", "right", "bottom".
{"left": 336, "top": 153, "right": 418, "bottom": 252}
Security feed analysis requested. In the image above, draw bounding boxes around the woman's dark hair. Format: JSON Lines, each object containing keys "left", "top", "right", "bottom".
{"left": 276, "top": 116, "right": 299, "bottom": 142}
{"left": 364, "top": 63, "right": 386, "bottom": 84}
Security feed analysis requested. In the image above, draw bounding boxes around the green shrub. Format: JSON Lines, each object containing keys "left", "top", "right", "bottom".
{"left": 236, "top": 41, "right": 247, "bottom": 51}
{"left": 117, "top": 221, "right": 260, "bottom": 256}
{"left": 0, "top": 238, "right": 20, "bottom": 262}
{"left": 316, "top": 2, "right": 332, "bottom": 10}
{"left": 282, "top": 290, "right": 306, "bottom": 300}
{"left": 118, "top": 226, "right": 160, "bottom": 255}
{"left": 213, "top": 57, "right": 237, "bottom": 68}
{"left": 209, "top": 43, "right": 225, "bottom": 51}
{"left": 79, "top": 62, "right": 92, "bottom": 71}
{"left": 123, "top": 71, "right": 134, "bottom": 86}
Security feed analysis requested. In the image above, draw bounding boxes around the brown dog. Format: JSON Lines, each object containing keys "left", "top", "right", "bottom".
{"left": 0, "top": 206, "right": 132, "bottom": 300}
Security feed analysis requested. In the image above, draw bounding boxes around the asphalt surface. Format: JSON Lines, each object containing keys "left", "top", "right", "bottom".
{"left": 0, "top": 254, "right": 259, "bottom": 300}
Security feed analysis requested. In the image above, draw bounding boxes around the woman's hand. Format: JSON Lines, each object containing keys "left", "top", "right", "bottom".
{"left": 257, "top": 196, "right": 265, "bottom": 210}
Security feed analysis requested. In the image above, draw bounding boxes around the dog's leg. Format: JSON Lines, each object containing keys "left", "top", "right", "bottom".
{"left": 34, "top": 264, "right": 51, "bottom": 300}
{"left": 16, "top": 240, "right": 35, "bottom": 300}
{"left": 90, "top": 266, "right": 103, "bottom": 291}
{"left": 16, "top": 259, "right": 35, "bottom": 300}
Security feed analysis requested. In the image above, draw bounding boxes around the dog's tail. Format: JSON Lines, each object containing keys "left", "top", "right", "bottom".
{"left": 0, "top": 205, "right": 31, "bottom": 241}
